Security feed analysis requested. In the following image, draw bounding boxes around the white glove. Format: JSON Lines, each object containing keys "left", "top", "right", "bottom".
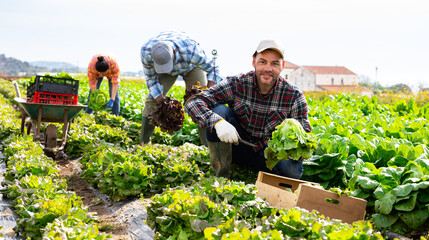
{"left": 214, "top": 119, "right": 239, "bottom": 144}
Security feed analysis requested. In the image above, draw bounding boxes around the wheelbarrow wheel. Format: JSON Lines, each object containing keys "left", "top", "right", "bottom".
{"left": 45, "top": 124, "right": 58, "bottom": 149}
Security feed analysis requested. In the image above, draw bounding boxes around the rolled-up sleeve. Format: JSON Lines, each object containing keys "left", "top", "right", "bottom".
{"left": 141, "top": 52, "right": 163, "bottom": 99}
{"left": 185, "top": 79, "right": 235, "bottom": 130}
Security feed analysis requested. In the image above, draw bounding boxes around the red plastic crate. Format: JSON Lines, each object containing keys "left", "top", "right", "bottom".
{"left": 27, "top": 92, "right": 78, "bottom": 105}
{"left": 27, "top": 75, "right": 79, "bottom": 97}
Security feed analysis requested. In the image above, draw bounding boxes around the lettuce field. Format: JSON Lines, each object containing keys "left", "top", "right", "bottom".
{"left": 1, "top": 76, "right": 429, "bottom": 239}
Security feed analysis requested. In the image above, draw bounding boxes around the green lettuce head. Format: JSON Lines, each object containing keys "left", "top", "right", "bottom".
{"left": 264, "top": 118, "right": 317, "bottom": 170}
{"left": 88, "top": 90, "right": 109, "bottom": 113}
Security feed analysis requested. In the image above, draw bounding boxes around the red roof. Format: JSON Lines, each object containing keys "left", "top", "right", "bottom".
{"left": 284, "top": 60, "right": 299, "bottom": 69}
{"left": 303, "top": 66, "right": 356, "bottom": 75}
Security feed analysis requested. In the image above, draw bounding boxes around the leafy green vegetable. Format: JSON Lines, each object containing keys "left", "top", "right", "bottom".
{"left": 43, "top": 208, "right": 111, "bottom": 240}
{"left": 88, "top": 89, "right": 109, "bottom": 112}
{"left": 0, "top": 94, "right": 21, "bottom": 141}
{"left": 0, "top": 134, "right": 106, "bottom": 240}
{"left": 265, "top": 118, "right": 317, "bottom": 170}
{"left": 204, "top": 203, "right": 384, "bottom": 240}
{"left": 52, "top": 72, "right": 73, "bottom": 79}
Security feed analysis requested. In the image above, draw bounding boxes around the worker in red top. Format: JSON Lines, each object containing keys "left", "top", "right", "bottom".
{"left": 85, "top": 52, "right": 121, "bottom": 115}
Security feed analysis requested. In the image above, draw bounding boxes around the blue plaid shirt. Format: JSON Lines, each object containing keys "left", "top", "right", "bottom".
{"left": 141, "top": 31, "right": 222, "bottom": 99}
{"left": 185, "top": 71, "right": 311, "bottom": 151}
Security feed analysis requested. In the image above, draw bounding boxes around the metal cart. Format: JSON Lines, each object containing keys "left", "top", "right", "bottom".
{"left": 13, "top": 81, "right": 86, "bottom": 151}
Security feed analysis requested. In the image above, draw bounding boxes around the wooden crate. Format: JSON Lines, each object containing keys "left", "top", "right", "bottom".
{"left": 255, "top": 172, "right": 367, "bottom": 224}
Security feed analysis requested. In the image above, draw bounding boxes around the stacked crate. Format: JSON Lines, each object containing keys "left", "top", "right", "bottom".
{"left": 26, "top": 75, "right": 79, "bottom": 105}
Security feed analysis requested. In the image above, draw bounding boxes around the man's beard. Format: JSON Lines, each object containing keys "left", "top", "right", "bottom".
{"left": 258, "top": 70, "right": 278, "bottom": 82}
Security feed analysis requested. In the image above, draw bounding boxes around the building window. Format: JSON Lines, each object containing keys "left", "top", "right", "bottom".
{"left": 331, "top": 78, "right": 334, "bottom": 85}
{"left": 341, "top": 78, "right": 344, "bottom": 85}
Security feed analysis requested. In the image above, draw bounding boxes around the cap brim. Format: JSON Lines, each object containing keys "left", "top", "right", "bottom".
{"left": 257, "top": 47, "right": 284, "bottom": 59}
{"left": 154, "top": 61, "right": 173, "bottom": 74}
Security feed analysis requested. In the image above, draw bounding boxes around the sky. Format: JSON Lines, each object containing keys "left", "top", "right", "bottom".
{"left": 1, "top": 0, "right": 429, "bottom": 90}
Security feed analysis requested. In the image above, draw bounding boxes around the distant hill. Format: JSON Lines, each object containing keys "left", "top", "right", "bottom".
{"left": 0, "top": 54, "right": 48, "bottom": 76}
{"left": 0, "top": 54, "right": 83, "bottom": 76}
{"left": 30, "top": 61, "right": 79, "bottom": 72}
{"left": 0, "top": 53, "right": 141, "bottom": 78}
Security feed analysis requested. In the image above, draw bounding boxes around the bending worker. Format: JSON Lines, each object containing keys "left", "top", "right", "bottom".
{"left": 85, "top": 52, "right": 121, "bottom": 116}
{"left": 139, "top": 31, "right": 222, "bottom": 146}
{"left": 185, "top": 39, "right": 311, "bottom": 179}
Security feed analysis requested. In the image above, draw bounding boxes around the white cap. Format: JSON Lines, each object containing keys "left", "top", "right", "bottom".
{"left": 256, "top": 39, "right": 285, "bottom": 59}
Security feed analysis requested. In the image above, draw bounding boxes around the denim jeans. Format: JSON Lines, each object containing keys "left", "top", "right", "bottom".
{"left": 206, "top": 105, "right": 303, "bottom": 179}
{"left": 85, "top": 77, "right": 120, "bottom": 116}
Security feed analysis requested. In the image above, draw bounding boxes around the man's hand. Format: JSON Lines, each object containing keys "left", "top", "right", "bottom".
{"left": 214, "top": 119, "right": 239, "bottom": 144}
{"left": 105, "top": 99, "right": 114, "bottom": 108}
{"left": 155, "top": 95, "right": 164, "bottom": 104}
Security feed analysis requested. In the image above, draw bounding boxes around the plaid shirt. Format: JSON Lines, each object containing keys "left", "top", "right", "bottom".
{"left": 185, "top": 71, "right": 311, "bottom": 151}
{"left": 141, "top": 31, "right": 222, "bottom": 99}
{"left": 87, "top": 53, "right": 120, "bottom": 89}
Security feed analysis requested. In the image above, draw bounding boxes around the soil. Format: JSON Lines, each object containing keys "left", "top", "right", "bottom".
{"left": 56, "top": 156, "right": 131, "bottom": 239}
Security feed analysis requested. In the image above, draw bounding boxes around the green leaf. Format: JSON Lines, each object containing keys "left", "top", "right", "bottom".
{"left": 318, "top": 170, "right": 337, "bottom": 180}
{"left": 178, "top": 229, "right": 189, "bottom": 240}
{"left": 388, "top": 156, "right": 409, "bottom": 167}
{"left": 398, "top": 208, "right": 429, "bottom": 228}
{"left": 374, "top": 185, "right": 388, "bottom": 199}
{"left": 412, "top": 181, "right": 429, "bottom": 191}
{"left": 415, "top": 158, "right": 429, "bottom": 175}
{"left": 397, "top": 144, "right": 413, "bottom": 160}
{"left": 349, "top": 133, "right": 366, "bottom": 150}
{"left": 392, "top": 184, "right": 414, "bottom": 197}
{"left": 344, "top": 154, "right": 357, "bottom": 178}
{"left": 394, "top": 192, "right": 418, "bottom": 212}
{"left": 379, "top": 167, "right": 403, "bottom": 190}
{"left": 351, "top": 189, "right": 370, "bottom": 199}
{"left": 357, "top": 176, "right": 379, "bottom": 190}
{"left": 372, "top": 213, "right": 399, "bottom": 228}
{"left": 375, "top": 190, "right": 396, "bottom": 214}
{"left": 418, "top": 188, "right": 429, "bottom": 203}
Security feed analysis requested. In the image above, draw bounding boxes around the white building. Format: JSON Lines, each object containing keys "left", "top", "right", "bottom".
{"left": 281, "top": 63, "right": 372, "bottom": 95}
{"left": 288, "top": 65, "right": 359, "bottom": 91}
{"left": 281, "top": 60, "right": 299, "bottom": 80}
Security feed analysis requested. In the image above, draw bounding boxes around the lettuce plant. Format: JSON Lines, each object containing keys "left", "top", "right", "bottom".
{"left": 265, "top": 118, "right": 317, "bottom": 170}
{"left": 88, "top": 89, "right": 109, "bottom": 112}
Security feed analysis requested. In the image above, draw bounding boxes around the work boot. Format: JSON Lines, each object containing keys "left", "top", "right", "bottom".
{"left": 207, "top": 141, "right": 232, "bottom": 178}
{"left": 198, "top": 126, "right": 208, "bottom": 147}
{"left": 140, "top": 116, "right": 155, "bottom": 145}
